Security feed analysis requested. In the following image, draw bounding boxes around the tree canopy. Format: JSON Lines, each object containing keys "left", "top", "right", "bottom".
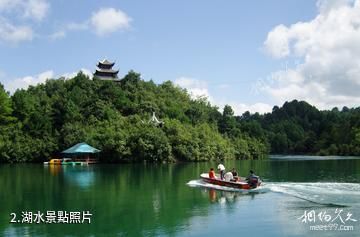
{"left": 0, "top": 72, "right": 267, "bottom": 163}
{"left": 1, "top": 72, "right": 358, "bottom": 163}
{"left": 237, "top": 100, "right": 360, "bottom": 156}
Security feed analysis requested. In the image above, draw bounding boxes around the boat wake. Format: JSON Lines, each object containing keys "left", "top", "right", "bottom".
{"left": 187, "top": 180, "right": 360, "bottom": 206}
{"left": 264, "top": 182, "right": 360, "bottom": 206}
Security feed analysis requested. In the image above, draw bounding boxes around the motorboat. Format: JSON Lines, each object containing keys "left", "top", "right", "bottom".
{"left": 200, "top": 173, "right": 261, "bottom": 190}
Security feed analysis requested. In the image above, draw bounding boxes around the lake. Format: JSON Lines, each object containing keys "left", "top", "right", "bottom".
{"left": 1, "top": 156, "right": 360, "bottom": 237}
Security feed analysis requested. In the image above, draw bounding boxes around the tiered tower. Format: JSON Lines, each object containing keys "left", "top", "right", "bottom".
{"left": 94, "top": 59, "right": 119, "bottom": 80}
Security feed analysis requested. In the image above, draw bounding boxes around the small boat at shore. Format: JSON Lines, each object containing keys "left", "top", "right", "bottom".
{"left": 44, "top": 158, "right": 87, "bottom": 166}
{"left": 200, "top": 173, "right": 261, "bottom": 190}
{"left": 61, "top": 158, "right": 86, "bottom": 166}
{"left": 43, "top": 159, "right": 62, "bottom": 165}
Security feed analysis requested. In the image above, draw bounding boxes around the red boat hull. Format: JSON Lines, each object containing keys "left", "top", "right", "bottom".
{"left": 200, "top": 173, "right": 261, "bottom": 190}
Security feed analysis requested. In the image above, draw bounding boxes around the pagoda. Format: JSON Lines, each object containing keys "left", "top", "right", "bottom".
{"left": 94, "top": 59, "right": 119, "bottom": 80}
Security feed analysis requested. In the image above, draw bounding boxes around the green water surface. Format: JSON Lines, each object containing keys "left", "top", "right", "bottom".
{"left": 0, "top": 156, "right": 360, "bottom": 237}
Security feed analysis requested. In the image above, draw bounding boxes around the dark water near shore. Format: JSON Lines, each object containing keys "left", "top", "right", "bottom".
{"left": 0, "top": 156, "right": 360, "bottom": 237}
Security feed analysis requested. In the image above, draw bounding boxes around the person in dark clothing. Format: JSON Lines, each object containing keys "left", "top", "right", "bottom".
{"left": 231, "top": 168, "right": 238, "bottom": 177}
{"left": 231, "top": 168, "right": 239, "bottom": 181}
{"left": 246, "top": 170, "right": 259, "bottom": 188}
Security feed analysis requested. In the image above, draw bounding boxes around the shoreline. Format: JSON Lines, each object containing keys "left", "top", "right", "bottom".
{"left": 2, "top": 154, "right": 360, "bottom": 164}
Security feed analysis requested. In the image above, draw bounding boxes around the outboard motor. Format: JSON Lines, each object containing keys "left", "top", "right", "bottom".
{"left": 248, "top": 176, "right": 259, "bottom": 188}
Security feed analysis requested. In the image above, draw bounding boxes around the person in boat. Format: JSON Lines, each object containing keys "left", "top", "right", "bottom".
{"left": 224, "top": 171, "right": 234, "bottom": 182}
{"left": 231, "top": 168, "right": 238, "bottom": 177}
{"left": 246, "top": 170, "right": 259, "bottom": 188}
{"left": 231, "top": 168, "right": 239, "bottom": 181}
{"left": 217, "top": 164, "right": 225, "bottom": 180}
{"left": 208, "top": 168, "right": 216, "bottom": 179}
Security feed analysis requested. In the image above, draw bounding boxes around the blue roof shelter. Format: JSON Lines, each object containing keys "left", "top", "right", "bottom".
{"left": 62, "top": 142, "right": 100, "bottom": 154}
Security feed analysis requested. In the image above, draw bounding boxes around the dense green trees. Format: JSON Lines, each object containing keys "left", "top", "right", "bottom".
{"left": 0, "top": 84, "right": 13, "bottom": 124}
{"left": 0, "top": 72, "right": 267, "bottom": 163}
{"left": 237, "top": 100, "right": 360, "bottom": 156}
{"left": 1, "top": 72, "right": 358, "bottom": 163}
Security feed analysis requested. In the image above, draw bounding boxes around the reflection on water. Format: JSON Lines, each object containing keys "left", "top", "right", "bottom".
{"left": 205, "top": 189, "right": 258, "bottom": 205}
{"left": 3, "top": 226, "right": 32, "bottom": 237}
{"left": 209, "top": 189, "right": 216, "bottom": 203}
{"left": 63, "top": 167, "right": 95, "bottom": 189}
{"left": 47, "top": 165, "right": 61, "bottom": 176}
{"left": 205, "top": 188, "right": 242, "bottom": 204}
{"left": 44, "top": 165, "right": 95, "bottom": 189}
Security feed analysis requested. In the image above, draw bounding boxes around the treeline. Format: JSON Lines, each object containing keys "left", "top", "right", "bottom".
{"left": 238, "top": 100, "right": 360, "bottom": 156}
{"left": 1, "top": 72, "right": 359, "bottom": 163}
{"left": 0, "top": 71, "right": 267, "bottom": 163}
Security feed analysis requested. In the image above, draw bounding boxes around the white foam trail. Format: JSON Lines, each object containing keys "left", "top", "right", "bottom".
{"left": 264, "top": 182, "right": 360, "bottom": 206}
{"left": 187, "top": 180, "right": 360, "bottom": 206}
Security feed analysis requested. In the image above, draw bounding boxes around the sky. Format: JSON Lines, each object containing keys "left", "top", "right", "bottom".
{"left": 1, "top": 0, "right": 359, "bottom": 115}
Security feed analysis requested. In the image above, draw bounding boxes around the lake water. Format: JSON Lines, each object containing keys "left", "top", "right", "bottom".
{"left": 1, "top": 156, "right": 360, "bottom": 237}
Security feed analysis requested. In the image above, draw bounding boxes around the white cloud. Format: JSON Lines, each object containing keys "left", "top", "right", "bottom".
{"left": 50, "top": 8, "right": 131, "bottom": 40}
{"left": 6, "top": 70, "right": 54, "bottom": 93}
{"left": 264, "top": 24, "right": 290, "bottom": 58}
{"left": 316, "top": 0, "right": 353, "bottom": 13}
{"left": 174, "top": 76, "right": 272, "bottom": 115}
{"left": 0, "top": 0, "right": 49, "bottom": 43}
{"left": 0, "top": 0, "right": 16, "bottom": 11}
{"left": 263, "top": 0, "right": 360, "bottom": 110}
{"left": 174, "top": 77, "right": 210, "bottom": 99}
{"left": 91, "top": 8, "right": 131, "bottom": 36}
{"left": 23, "top": 0, "right": 49, "bottom": 21}
{"left": 4, "top": 68, "right": 92, "bottom": 93}
{"left": 0, "top": 18, "right": 33, "bottom": 43}
{"left": 0, "top": 0, "right": 49, "bottom": 21}
{"left": 60, "top": 68, "right": 93, "bottom": 79}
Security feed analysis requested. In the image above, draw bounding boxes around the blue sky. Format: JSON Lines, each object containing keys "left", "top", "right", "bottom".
{"left": 1, "top": 0, "right": 359, "bottom": 114}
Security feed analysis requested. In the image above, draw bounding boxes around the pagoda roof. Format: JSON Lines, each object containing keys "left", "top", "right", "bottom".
{"left": 98, "top": 59, "right": 115, "bottom": 65}
{"left": 95, "top": 69, "right": 119, "bottom": 74}
{"left": 96, "top": 76, "right": 121, "bottom": 81}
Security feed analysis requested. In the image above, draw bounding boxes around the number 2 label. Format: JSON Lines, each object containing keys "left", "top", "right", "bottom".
{"left": 10, "top": 213, "right": 17, "bottom": 223}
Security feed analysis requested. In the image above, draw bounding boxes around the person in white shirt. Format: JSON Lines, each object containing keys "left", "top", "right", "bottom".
{"left": 217, "top": 164, "right": 225, "bottom": 180}
{"left": 224, "top": 172, "right": 234, "bottom": 182}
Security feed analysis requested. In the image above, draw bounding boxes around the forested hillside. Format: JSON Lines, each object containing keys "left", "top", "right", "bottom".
{"left": 0, "top": 71, "right": 268, "bottom": 163}
{"left": 1, "top": 71, "right": 359, "bottom": 163}
{"left": 238, "top": 101, "right": 360, "bottom": 156}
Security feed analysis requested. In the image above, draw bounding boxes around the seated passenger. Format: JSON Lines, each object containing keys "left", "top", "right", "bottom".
{"left": 246, "top": 170, "right": 259, "bottom": 188}
{"left": 231, "top": 168, "right": 239, "bottom": 181}
{"left": 208, "top": 168, "right": 216, "bottom": 179}
{"left": 224, "top": 172, "right": 234, "bottom": 182}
